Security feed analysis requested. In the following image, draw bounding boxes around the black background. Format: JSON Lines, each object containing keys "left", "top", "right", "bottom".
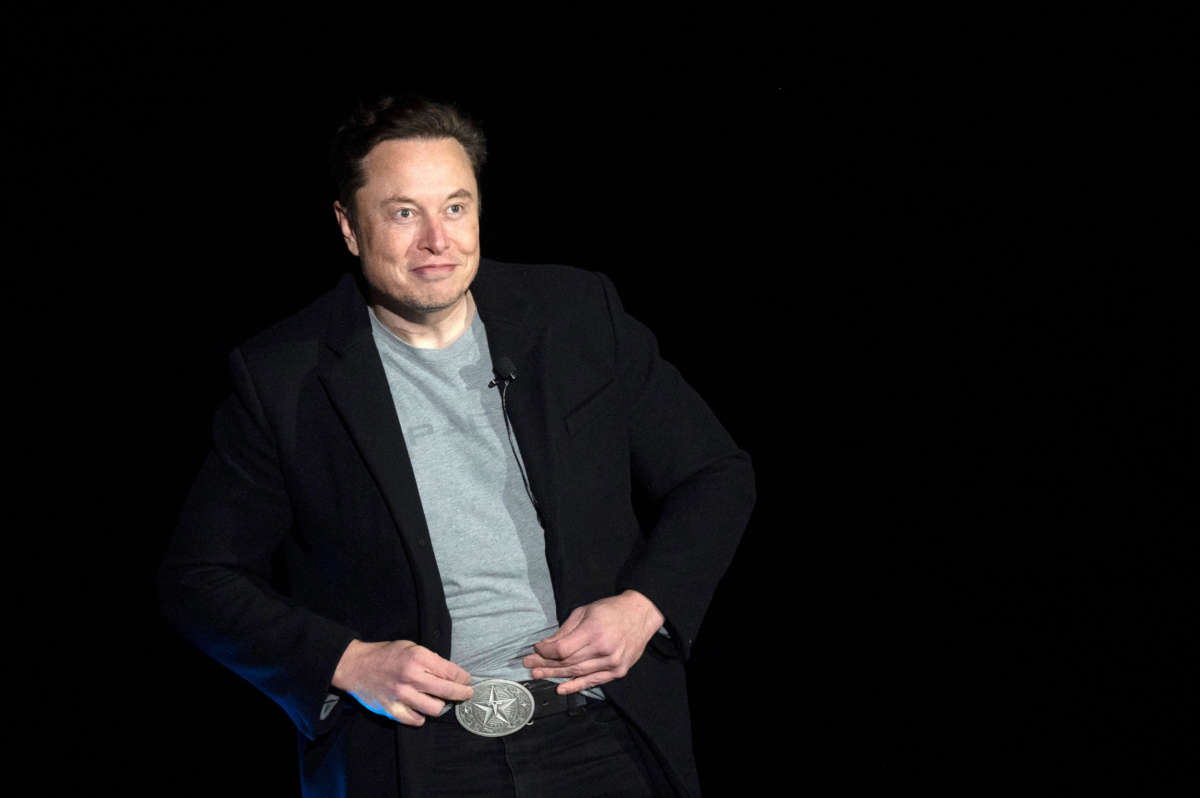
{"left": 12, "top": 10, "right": 1195, "bottom": 794}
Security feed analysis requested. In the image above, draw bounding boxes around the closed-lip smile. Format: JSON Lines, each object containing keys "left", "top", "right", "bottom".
{"left": 411, "top": 263, "right": 456, "bottom": 276}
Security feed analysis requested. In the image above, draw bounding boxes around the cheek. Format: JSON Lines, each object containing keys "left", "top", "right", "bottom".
{"left": 456, "top": 223, "right": 480, "bottom": 252}
{"left": 366, "top": 228, "right": 414, "bottom": 261}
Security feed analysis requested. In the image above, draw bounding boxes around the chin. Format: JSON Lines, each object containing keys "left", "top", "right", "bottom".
{"left": 410, "top": 298, "right": 461, "bottom": 314}
{"left": 400, "top": 289, "right": 467, "bottom": 316}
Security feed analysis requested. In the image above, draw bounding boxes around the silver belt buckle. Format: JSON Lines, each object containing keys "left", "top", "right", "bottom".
{"left": 454, "top": 679, "right": 536, "bottom": 737}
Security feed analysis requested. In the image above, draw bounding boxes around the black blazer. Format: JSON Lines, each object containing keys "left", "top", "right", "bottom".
{"left": 161, "top": 259, "right": 755, "bottom": 797}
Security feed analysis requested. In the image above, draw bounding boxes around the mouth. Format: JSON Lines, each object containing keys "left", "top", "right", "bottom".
{"left": 411, "top": 263, "right": 457, "bottom": 278}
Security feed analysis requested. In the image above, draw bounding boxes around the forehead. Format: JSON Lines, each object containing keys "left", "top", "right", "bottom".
{"left": 359, "top": 137, "right": 476, "bottom": 196}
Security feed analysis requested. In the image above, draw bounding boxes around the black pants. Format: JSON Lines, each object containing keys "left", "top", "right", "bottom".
{"left": 424, "top": 700, "right": 666, "bottom": 797}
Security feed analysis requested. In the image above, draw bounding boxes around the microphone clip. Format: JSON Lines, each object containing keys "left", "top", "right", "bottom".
{"left": 489, "top": 357, "right": 518, "bottom": 390}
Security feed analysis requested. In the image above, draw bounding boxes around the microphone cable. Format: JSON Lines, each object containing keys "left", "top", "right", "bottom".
{"left": 489, "top": 356, "right": 542, "bottom": 522}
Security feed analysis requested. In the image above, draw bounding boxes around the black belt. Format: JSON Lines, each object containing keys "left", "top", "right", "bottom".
{"left": 523, "top": 678, "right": 591, "bottom": 718}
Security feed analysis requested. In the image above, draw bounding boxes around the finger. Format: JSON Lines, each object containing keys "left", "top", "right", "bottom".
{"left": 524, "top": 648, "right": 603, "bottom": 668}
{"left": 534, "top": 625, "right": 596, "bottom": 662}
{"left": 408, "top": 647, "right": 473, "bottom": 684}
{"left": 533, "top": 609, "right": 597, "bottom": 660}
{"left": 521, "top": 652, "right": 560, "bottom": 669}
{"left": 555, "top": 670, "right": 619, "bottom": 695}
{"left": 528, "top": 656, "right": 613, "bottom": 681}
{"left": 431, "top": 678, "right": 474, "bottom": 702}
{"left": 395, "top": 648, "right": 473, "bottom": 699}
{"left": 530, "top": 640, "right": 605, "bottom": 668}
{"left": 536, "top": 607, "right": 587, "bottom": 646}
{"left": 394, "top": 685, "right": 447, "bottom": 718}
{"left": 387, "top": 701, "right": 428, "bottom": 727}
{"left": 408, "top": 670, "right": 475, "bottom": 703}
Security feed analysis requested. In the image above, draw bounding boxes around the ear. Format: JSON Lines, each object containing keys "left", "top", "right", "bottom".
{"left": 333, "top": 201, "right": 361, "bottom": 257}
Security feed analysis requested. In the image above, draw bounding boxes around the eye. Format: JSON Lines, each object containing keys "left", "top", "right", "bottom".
{"left": 394, "top": 208, "right": 415, "bottom": 220}
{"left": 447, "top": 203, "right": 464, "bottom": 215}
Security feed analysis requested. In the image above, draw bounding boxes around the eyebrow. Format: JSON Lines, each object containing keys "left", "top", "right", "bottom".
{"left": 379, "top": 188, "right": 475, "bottom": 206}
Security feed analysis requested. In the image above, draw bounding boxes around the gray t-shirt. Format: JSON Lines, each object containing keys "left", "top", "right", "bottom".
{"left": 368, "top": 307, "right": 561, "bottom": 684}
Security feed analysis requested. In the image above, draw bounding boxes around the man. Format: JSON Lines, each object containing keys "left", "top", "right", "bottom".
{"left": 160, "top": 95, "right": 754, "bottom": 797}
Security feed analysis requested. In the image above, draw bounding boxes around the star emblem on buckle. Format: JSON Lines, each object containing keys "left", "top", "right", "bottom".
{"left": 454, "top": 679, "right": 536, "bottom": 737}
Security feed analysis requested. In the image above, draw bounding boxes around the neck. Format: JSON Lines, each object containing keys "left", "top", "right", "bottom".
{"left": 370, "top": 291, "right": 475, "bottom": 350}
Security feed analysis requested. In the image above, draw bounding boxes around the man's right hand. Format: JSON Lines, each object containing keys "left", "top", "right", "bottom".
{"left": 331, "top": 639, "right": 473, "bottom": 726}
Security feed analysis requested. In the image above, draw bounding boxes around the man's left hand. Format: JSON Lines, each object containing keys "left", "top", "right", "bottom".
{"left": 523, "top": 590, "right": 665, "bottom": 695}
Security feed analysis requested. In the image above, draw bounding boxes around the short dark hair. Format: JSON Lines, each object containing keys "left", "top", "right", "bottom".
{"left": 330, "top": 94, "right": 487, "bottom": 224}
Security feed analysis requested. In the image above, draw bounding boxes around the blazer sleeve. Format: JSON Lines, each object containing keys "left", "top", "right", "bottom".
{"left": 158, "top": 346, "right": 358, "bottom": 740}
{"left": 598, "top": 273, "right": 757, "bottom": 661}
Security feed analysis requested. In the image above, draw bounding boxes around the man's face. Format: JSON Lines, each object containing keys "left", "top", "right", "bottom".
{"left": 335, "top": 137, "right": 481, "bottom": 319}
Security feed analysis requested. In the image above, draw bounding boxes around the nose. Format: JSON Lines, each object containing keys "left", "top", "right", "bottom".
{"left": 416, "top": 215, "right": 449, "bottom": 254}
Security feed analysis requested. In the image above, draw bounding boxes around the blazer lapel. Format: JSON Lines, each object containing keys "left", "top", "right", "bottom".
{"left": 471, "top": 262, "right": 565, "bottom": 595}
{"left": 315, "top": 272, "right": 450, "bottom": 651}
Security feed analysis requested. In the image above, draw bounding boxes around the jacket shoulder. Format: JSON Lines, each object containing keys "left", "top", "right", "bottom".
{"left": 233, "top": 273, "right": 358, "bottom": 372}
{"left": 244, "top": 278, "right": 348, "bottom": 348}
{"left": 478, "top": 259, "right": 617, "bottom": 323}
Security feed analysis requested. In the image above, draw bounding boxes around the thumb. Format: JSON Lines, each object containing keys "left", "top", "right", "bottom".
{"left": 544, "top": 606, "right": 587, "bottom": 640}
{"left": 535, "top": 607, "right": 587, "bottom": 654}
